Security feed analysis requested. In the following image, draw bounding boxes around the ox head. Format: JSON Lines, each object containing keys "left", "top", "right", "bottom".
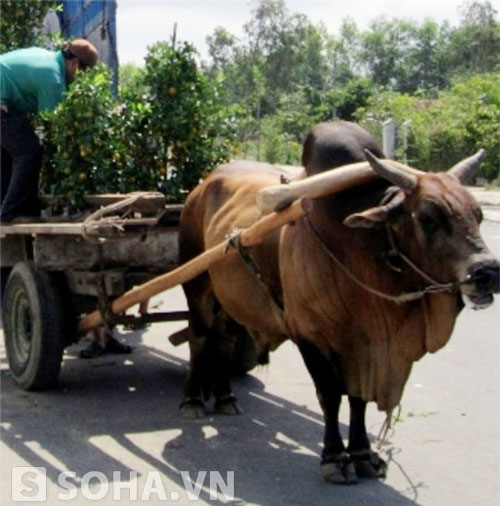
{"left": 343, "top": 150, "right": 500, "bottom": 308}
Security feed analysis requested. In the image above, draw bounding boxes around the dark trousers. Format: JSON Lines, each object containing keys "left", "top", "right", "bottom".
{"left": 1, "top": 105, "right": 42, "bottom": 222}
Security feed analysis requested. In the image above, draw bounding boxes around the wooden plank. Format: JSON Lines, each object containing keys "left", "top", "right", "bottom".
{"left": 33, "top": 229, "right": 179, "bottom": 271}
{"left": 0, "top": 223, "right": 85, "bottom": 237}
{"left": 0, "top": 218, "right": 162, "bottom": 238}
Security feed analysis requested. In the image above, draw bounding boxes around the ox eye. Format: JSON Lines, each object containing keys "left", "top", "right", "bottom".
{"left": 475, "top": 206, "right": 483, "bottom": 224}
{"left": 416, "top": 203, "right": 451, "bottom": 236}
{"left": 418, "top": 212, "right": 438, "bottom": 235}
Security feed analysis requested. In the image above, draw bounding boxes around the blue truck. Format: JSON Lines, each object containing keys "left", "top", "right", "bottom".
{"left": 44, "top": 0, "right": 119, "bottom": 89}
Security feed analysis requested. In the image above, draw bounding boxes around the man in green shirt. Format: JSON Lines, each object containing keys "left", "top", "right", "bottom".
{"left": 1, "top": 39, "right": 98, "bottom": 223}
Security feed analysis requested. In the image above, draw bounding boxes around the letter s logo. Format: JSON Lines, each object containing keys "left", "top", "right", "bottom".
{"left": 12, "top": 467, "right": 47, "bottom": 502}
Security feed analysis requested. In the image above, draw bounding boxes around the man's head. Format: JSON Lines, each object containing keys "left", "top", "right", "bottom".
{"left": 63, "top": 39, "right": 98, "bottom": 83}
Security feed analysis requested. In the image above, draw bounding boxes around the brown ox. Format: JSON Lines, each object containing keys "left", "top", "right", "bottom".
{"left": 179, "top": 122, "right": 499, "bottom": 484}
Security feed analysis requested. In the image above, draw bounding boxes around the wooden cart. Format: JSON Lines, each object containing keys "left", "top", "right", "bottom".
{"left": 0, "top": 193, "right": 258, "bottom": 391}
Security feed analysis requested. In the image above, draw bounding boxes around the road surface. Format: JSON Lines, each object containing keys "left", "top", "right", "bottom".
{"left": 1, "top": 221, "right": 499, "bottom": 506}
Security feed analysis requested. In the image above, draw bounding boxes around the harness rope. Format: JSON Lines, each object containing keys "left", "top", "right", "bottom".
{"left": 304, "top": 215, "right": 469, "bottom": 304}
{"left": 82, "top": 192, "right": 163, "bottom": 243}
{"left": 227, "top": 230, "right": 285, "bottom": 312}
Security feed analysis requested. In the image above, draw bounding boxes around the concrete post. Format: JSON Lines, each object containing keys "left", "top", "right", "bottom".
{"left": 383, "top": 119, "right": 396, "bottom": 160}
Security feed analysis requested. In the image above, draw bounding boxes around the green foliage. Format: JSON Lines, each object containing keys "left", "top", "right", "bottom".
{"left": 260, "top": 116, "right": 302, "bottom": 165}
{"left": 258, "top": 90, "right": 312, "bottom": 165}
{"left": 356, "top": 90, "right": 433, "bottom": 166}
{"left": 199, "top": 0, "right": 499, "bottom": 168}
{"left": 359, "top": 17, "right": 454, "bottom": 93}
{"left": 144, "top": 41, "right": 235, "bottom": 195}
{"left": 435, "top": 73, "right": 500, "bottom": 179}
{"left": 38, "top": 43, "right": 236, "bottom": 210}
{"left": 328, "top": 17, "right": 362, "bottom": 86}
{"left": 39, "top": 66, "right": 125, "bottom": 209}
{"left": 8, "top": 0, "right": 499, "bottom": 203}
{"left": 274, "top": 88, "right": 316, "bottom": 141}
{"left": 356, "top": 72, "right": 500, "bottom": 179}
{"left": 206, "top": 0, "right": 499, "bottom": 111}
{"left": 205, "top": 27, "right": 238, "bottom": 76}
{"left": 449, "top": 1, "right": 500, "bottom": 74}
{"left": 118, "top": 63, "right": 147, "bottom": 98}
{"left": 322, "top": 78, "right": 375, "bottom": 122}
{"left": 0, "top": 1, "right": 59, "bottom": 53}
{"left": 209, "top": 0, "right": 330, "bottom": 117}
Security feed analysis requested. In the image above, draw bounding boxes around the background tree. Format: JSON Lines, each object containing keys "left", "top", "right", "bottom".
{"left": 205, "top": 26, "right": 238, "bottom": 78}
{"left": 328, "top": 18, "right": 362, "bottom": 87}
{"left": 322, "top": 77, "right": 375, "bottom": 122}
{"left": 0, "top": 0, "right": 59, "bottom": 52}
{"left": 118, "top": 63, "right": 147, "bottom": 98}
{"left": 355, "top": 72, "right": 500, "bottom": 179}
{"left": 360, "top": 17, "right": 417, "bottom": 92}
{"left": 242, "top": 0, "right": 328, "bottom": 113}
{"left": 408, "top": 20, "right": 451, "bottom": 92}
{"left": 7, "top": 0, "right": 497, "bottom": 189}
{"left": 144, "top": 41, "right": 236, "bottom": 195}
{"left": 449, "top": 1, "right": 500, "bottom": 74}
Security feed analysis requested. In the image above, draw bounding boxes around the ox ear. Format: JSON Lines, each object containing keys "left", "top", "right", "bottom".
{"left": 344, "top": 189, "right": 406, "bottom": 229}
{"left": 344, "top": 206, "right": 390, "bottom": 228}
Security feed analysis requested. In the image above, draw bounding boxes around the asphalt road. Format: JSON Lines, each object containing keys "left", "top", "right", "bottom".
{"left": 1, "top": 221, "right": 499, "bottom": 506}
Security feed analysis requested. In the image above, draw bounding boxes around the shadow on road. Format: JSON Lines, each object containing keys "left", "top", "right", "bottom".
{"left": 1, "top": 331, "right": 420, "bottom": 506}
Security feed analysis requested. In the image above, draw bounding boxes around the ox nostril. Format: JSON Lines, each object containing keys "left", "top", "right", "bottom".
{"left": 467, "top": 263, "right": 500, "bottom": 294}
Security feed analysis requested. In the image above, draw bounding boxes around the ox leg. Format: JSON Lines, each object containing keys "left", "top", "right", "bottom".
{"left": 180, "top": 331, "right": 209, "bottom": 419}
{"left": 347, "top": 396, "right": 387, "bottom": 479}
{"left": 181, "top": 293, "right": 242, "bottom": 418}
{"left": 297, "top": 339, "right": 356, "bottom": 485}
{"left": 180, "top": 280, "right": 213, "bottom": 419}
{"left": 212, "top": 316, "right": 243, "bottom": 416}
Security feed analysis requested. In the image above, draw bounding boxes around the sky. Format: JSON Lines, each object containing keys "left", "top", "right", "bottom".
{"left": 115, "top": 0, "right": 489, "bottom": 66}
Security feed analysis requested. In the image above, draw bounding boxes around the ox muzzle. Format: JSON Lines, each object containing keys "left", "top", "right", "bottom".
{"left": 462, "top": 259, "right": 500, "bottom": 308}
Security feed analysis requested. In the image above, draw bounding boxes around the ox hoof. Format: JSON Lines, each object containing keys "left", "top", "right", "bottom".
{"left": 215, "top": 395, "right": 243, "bottom": 416}
{"left": 321, "top": 453, "right": 357, "bottom": 485}
{"left": 180, "top": 398, "right": 206, "bottom": 419}
{"left": 350, "top": 449, "right": 387, "bottom": 479}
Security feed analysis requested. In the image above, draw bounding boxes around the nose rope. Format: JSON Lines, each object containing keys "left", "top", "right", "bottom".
{"left": 384, "top": 225, "right": 474, "bottom": 289}
{"left": 304, "top": 216, "right": 468, "bottom": 305}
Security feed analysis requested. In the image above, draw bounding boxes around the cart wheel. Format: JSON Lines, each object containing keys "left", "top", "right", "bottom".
{"left": 2, "top": 262, "right": 65, "bottom": 390}
{"left": 230, "top": 330, "right": 258, "bottom": 376}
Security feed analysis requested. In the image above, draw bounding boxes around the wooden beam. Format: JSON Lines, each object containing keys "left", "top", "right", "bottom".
{"left": 0, "top": 223, "right": 85, "bottom": 237}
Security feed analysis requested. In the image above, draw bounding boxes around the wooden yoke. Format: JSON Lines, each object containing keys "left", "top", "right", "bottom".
{"left": 256, "top": 162, "right": 377, "bottom": 214}
{"left": 77, "top": 198, "right": 308, "bottom": 334}
{"left": 256, "top": 159, "right": 419, "bottom": 214}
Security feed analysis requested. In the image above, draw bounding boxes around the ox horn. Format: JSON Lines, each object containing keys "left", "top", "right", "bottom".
{"left": 364, "top": 150, "right": 418, "bottom": 191}
{"left": 447, "top": 149, "right": 485, "bottom": 184}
